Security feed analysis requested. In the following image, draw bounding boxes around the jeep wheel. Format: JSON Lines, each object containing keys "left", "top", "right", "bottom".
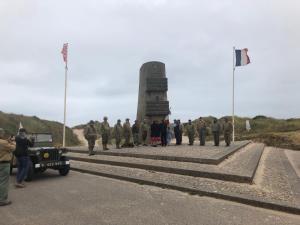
{"left": 59, "top": 165, "right": 70, "bottom": 176}
{"left": 25, "top": 163, "right": 34, "bottom": 181}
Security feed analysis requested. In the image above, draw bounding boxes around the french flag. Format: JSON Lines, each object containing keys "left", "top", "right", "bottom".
{"left": 235, "top": 48, "right": 250, "bottom": 67}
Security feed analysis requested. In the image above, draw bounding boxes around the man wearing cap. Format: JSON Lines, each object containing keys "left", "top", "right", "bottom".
{"left": 14, "top": 128, "right": 34, "bottom": 188}
{"left": 113, "top": 119, "right": 122, "bottom": 149}
{"left": 132, "top": 120, "right": 140, "bottom": 146}
{"left": 84, "top": 120, "right": 98, "bottom": 155}
{"left": 0, "top": 128, "right": 15, "bottom": 206}
{"left": 100, "top": 117, "right": 110, "bottom": 151}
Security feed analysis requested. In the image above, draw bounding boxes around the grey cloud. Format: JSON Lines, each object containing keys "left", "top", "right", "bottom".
{"left": 0, "top": 0, "right": 299, "bottom": 126}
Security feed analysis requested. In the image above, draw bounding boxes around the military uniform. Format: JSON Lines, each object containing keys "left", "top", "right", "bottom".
{"left": 84, "top": 122, "right": 97, "bottom": 155}
{"left": 0, "top": 128, "right": 15, "bottom": 206}
{"left": 186, "top": 121, "right": 196, "bottom": 145}
{"left": 197, "top": 118, "right": 206, "bottom": 146}
{"left": 211, "top": 120, "right": 221, "bottom": 146}
{"left": 100, "top": 118, "right": 110, "bottom": 150}
{"left": 123, "top": 120, "right": 132, "bottom": 147}
{"left": 132, "top": 121, "right": 140, "bottom": 146}
{"left": 113, "top": 120, "right": 122, "bottom": 149}
{"left": 223, "top": 120, "right": 233, "bottom": 146}
{"left": 140, "top": 120, "right": 149, "bottom": 146}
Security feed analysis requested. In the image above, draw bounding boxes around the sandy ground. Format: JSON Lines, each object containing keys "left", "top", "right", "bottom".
{"left": 73, "top": 129, "right": 88, "bottom": 146}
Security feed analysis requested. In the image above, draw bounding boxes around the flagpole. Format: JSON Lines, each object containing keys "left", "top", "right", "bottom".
{"left": 232, "top": 46, "right": 235, "bottom": 143}
{"left": 63, "top": 62, "right": 68, "bottom": 147}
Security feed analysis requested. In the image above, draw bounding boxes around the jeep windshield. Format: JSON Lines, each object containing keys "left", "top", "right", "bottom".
{"left": 30, "top": 133, "right": 54, "bottom": 147}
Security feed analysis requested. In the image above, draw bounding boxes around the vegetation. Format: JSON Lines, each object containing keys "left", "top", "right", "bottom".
{"left": 0, "top": 111, "right": 80, "bottom": 146}
{"left": 1, "top": 110, "right": 299, "bottom": 150}
{"left": 193, "top": 116, "right": 300, "bottom": 150}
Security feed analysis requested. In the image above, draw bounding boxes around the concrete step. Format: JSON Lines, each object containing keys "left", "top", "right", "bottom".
{"left": 70, "top": 159, "right": 300, "bottom": 215}
{"left": 68, "top": 141, "right": 250, "bottom": 164}
{"left": 67, "top": 143, "right": 264, "bottom": 183}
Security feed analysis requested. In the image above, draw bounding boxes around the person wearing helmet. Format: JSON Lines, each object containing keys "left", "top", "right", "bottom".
{"left": 132, "top": 120, "right": 140, "bottom": 146}
{"left": 122, "top": 118, "right": 132, "bottom": 147}
{"left": 84, "top": 120, "right": 98, "bottom": 155}
{"left": 113, "top": 119, "right": 122, "bottom": 149}
{"left": 100, "top": 117, "right": 110, "bottom": 151}
{"left": 186, "top": 119, "right": 196, "bottom": 146}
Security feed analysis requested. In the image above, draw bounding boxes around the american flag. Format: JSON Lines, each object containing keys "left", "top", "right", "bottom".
{"left": 61, "top": 43, "right": 68, "bottom": 63}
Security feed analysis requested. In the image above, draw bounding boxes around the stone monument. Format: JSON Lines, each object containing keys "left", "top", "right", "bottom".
{"left": 136, "top": 61, "right": 170, "bottom": 123}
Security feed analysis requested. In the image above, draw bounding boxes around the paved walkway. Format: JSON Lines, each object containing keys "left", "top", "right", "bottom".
{"left": 68, "top": 141, "right": 250, "bottom": 163}
{"left": 1, "top": 171, "right": 299, "bottom": 225}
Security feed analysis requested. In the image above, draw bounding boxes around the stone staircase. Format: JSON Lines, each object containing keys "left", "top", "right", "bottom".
{"left": 66, "top": 142, "right": 300, "bottom": 215}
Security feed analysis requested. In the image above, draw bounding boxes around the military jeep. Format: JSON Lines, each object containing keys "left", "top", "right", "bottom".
{"left": 11, "top": 133, "right": 70, "bottom": 181}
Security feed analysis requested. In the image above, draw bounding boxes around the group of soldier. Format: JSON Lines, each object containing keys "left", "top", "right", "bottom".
{"left": 84, "top": 117, "right": 150, "bottom": 155}
{"left": 184, "top": 117, "right": 233, "bottom": 146}
{"left": 84, "top": 116, "right": 233, "bottom": 155}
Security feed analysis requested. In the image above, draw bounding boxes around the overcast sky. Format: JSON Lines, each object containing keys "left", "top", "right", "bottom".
{"left": 0, "top": 0, "right": 299, "bottom": 126}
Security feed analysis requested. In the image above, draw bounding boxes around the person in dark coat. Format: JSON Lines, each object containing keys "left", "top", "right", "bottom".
{"left": 174, "top": 120, "right": 183, "bottom": 145}
{"left": 160, "top": 120, "right": 168, "bottom": 147}
{"left": 14, "top": 128, "right": 34, "bottom": 188}
{"left": 150, "top": 121, "right": 161, "bottom": 147}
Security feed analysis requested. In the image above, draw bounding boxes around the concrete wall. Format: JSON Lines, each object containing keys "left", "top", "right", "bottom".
{"left": 136, "top": 61, "right": 169, "bottom": 124}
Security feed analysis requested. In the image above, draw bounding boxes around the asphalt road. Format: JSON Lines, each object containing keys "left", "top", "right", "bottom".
{"left": 1, "top": 171, "right": 299, "bottom": 225}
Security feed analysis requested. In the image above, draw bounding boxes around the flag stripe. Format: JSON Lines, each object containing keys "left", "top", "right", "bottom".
{"left": 235, "top": 50, "right": 241, "bottom": 66}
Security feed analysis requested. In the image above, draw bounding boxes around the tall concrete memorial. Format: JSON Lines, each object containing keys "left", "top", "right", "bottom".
{"left": 137, "top": 61, "right": 169, "bottom": 123}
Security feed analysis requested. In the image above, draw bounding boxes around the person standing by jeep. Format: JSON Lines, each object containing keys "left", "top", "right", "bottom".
{"left": 100, "top": 117, "right": 110, "bottom": 151}
{"left": 14, "top": 128, "right": 34, "bottom": 188}
{"left": 84, "top": 121, "right": 98, "bottom": 155}
{"left": 0, "top": 128, "right": 15, "bottom": 206}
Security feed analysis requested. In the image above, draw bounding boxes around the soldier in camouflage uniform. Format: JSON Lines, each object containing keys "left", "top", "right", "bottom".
{"left": 113, "top": 119, "right": 122, "bottom": 149}
{"left": 0, "top": 128, "right": 15, "bottom": 206}
{"left": 123, "top": 118, "right": 132, "bottom": 147}
{"left": 132, "top": 120, "right": 140, "bottom": 146}
{"left": 186, "top": 119, "right": 196, "bottom": 145}
{"left": 84, "top": 120, "right": 98, "bottom": 156}
{"left": 140, "top": 119, "right": 149, "bottom": 146}
{"left": 197, "top": 117, "right": 206, "bottom": 146}
{"left": 100, "top": 116, "right": 110, "bottom": 151}
{"left": 211, "top": 118, "right": 221, "bottom": 146}
{"left": 223, "top": 118, "right": 233, "bottom": 146}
